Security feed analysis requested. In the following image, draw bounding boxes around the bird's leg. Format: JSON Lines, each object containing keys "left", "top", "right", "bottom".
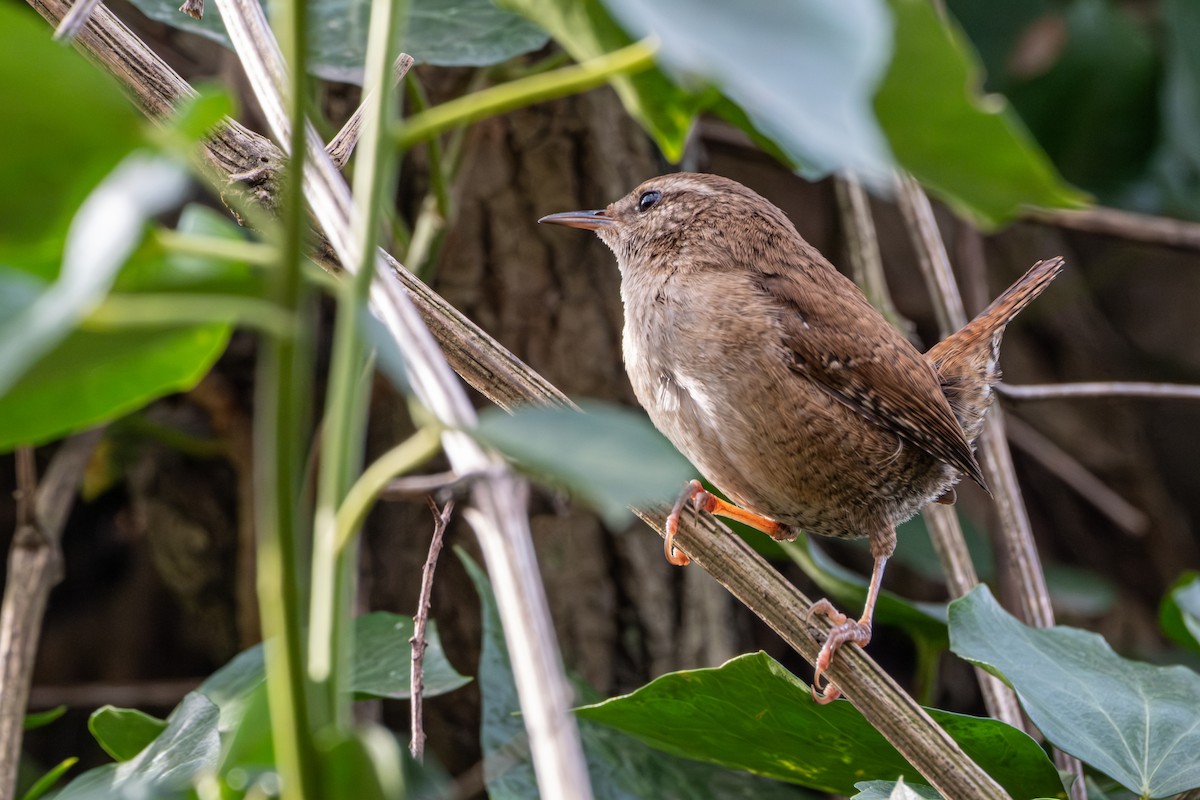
{"left": 664, "top": 479, "right": 791, "bottom": 566}
{"left": 807, "top": 528, "right": 895, "bottom": 703}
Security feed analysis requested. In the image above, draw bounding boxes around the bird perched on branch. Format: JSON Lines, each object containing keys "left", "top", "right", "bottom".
{"left": 540, "top": 173, "right": 1062, "bottom": 702}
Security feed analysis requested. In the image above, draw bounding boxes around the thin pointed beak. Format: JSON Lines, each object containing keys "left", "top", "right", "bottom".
{"left": 537, "top": 209, "right": 615, "bottom": 230}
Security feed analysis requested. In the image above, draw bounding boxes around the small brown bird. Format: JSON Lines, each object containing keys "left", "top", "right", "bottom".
{"left": 540, "top": 173, "right": 1062, "bottom": 702}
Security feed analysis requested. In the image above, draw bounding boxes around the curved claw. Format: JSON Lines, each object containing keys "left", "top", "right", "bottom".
{"left": 664, "top": 479, "right": 705, "bottom": 566}
{"left": 807, "top": 599, "right": 870, "bottom": 704}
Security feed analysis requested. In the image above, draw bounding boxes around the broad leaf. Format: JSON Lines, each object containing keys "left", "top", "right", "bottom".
{"left": 951, "top": 585, "right": 1200, "bottom": 798}
{"left": 353, "top": 613, "right": 471, "bottom": 699}
{"left": 196, "top": 611, "right": 470, "bottom": 730}
{"left": 463, "top": 549, "right": 817, "bottom": 800}
{"left": 0, "top": 155, "right": 191, "bottom": 401}
{"left": 0, "top": 4, "right": 142, "bottom": 251}
{"left": 88, "top": 707, "right": 168, "bottom": 761}
{"left": 318, "top": 725, "right": 406, "bottom": 800}
{"left": 474, "top": 401, "right": 694, "bottom": 529}
{"left": 126, "top": 0, "right": 548, "bottom": 79}
{"left": 57, "top": 693, "right": 221, "bottom": 800}
{"left": 600, "top": 0, "right": 895, "bottom": 182}
{"left": 875, "top": 0, "right": 1086, "bottom": 226}
{"left": 576, "top": 651, "right": 1061, "bottom": 799}
{"left": 0, "top": 206, "right": 262, "bottom": 452}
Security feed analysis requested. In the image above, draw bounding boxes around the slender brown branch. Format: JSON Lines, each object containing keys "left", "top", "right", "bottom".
{"left": 999, "top": 381, "right": 1200, "bottom": 401}
{"left": 1004, "top": 413, "right": 1149, "bottom": 537}
{"left": 410, "top": 497, "right": 453, "bottom": 761}
{"left": 895, "top": 175, "right": 1086, "bottom": 800}
{"left": 0, "top": 431, "right": 102, "bottom": 800}
{"left": 326, "top": 54, "right": 416, "bottom": 170}
{"left": 1029, "top": 205, "right": 1200, "bottom": 252}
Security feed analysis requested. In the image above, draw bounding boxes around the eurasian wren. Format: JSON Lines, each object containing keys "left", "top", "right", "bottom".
{"left": 540, "top": 173, "right": 1062, "bottom": 702}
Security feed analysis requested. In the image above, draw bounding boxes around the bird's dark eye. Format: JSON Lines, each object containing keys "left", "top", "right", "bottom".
{"left": 637, "top": 190, "right": 662, "bottom": 213}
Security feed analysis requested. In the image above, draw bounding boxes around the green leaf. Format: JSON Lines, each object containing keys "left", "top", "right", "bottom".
{"left": 496, "top": 0, "right": 702, "bottom": 161}
{"left": 168, "top": 85, "right": 237, "bottom": 142}
{"left": 950, "top": 584, "right": 1200, "bottom": 798}
{"left": 23, "top": 706, "right": 67, "bottom": 731}
{"left": 318, "top": 725, "right": 406, "bottom": 800}
{"left": 0, "top": 4, "right": 142, "bottom": 251}
{"left": 196, "top": 612, "right": 469, "bottom": 729}
{"left": 88, "top": 707, "right": 169, "bottom": 762}
{"left": 57, "top": 693, "right": 221, "bottom": 800}
{"left": 474, "top": 401, "right": 694, "bottom": 529}
{"left": 0, "top": 154, "right": 191, "bottom": 400}
{"left": 0, "top": 204, "right": 268, "bottom": 452}
{"left": 352, "top": 614, "right": 472, "bottom": 699}
{"left": 875, "top": 0, "right": 1087, "bottom": 227}
{"left": 0, "top": 323, "right": 230, "bottom": 451}
{"left": 1160, "top": 572, "right": 1200, "bottom": 654}
{"left": 599, "top": 0, "right": 895, "bottom": 181}
{"left": 125, "top": 0, "right": 547, "bottom": 78}
{"left": 20, "top": 757, "right": 78, "bottom": 800}
{"left": 463, "top": 549, "right": 819, "bottom": 800}
{"left": 576, "top": 651, "right": 1062, "bottom": 799}
{"left": 854, "top": 778, "right": 942, "bottom": 800}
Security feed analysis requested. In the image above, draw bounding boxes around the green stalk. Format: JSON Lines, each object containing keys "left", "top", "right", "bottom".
{"left": 155, "top": 229, "right": 277, "bottom": 265}
{"left": 307, "top": 0, "right": 408, "bottom": 727}
{"left": 84, "top": 294, "right": 294, "bottom": 338}
{"left": 334, "top": 424, "right": 443, "bottom": 553}
{"left": 254, "top": 0, "right": 317, "bottom": 793}
{"left": 393, "top": 38, "right": 659, "bottom": 150}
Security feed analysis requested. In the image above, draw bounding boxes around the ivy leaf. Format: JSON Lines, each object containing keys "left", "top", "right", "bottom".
{"left": 951, "top": 585, "right": 1200, "bottom": 798}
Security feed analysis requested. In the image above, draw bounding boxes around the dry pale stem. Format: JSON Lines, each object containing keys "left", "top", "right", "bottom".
{"left": 896, "top": 175, "right": 1086, "bottom": 800}
{"left": 0, "top": 431, "right": 102, "bottom": 800}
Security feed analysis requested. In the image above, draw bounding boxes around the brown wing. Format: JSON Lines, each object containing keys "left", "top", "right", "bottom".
{"left": 757, "top": 269, "right": 987, "bottom": 490}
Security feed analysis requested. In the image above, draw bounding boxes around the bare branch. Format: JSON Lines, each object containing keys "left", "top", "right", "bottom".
{"left": 1004, "top": 413, "right": 1150, "bottom": 537}
{"left": 0, "top": 431, "right": 103, "bottom": 800}
{"left": 410, "top": 498, "right": 453, "bottom": 761}
{"left": 326, "top": 54, "right": 416, "bottom": 170}
{"left": 1029, "top": 205, "right": 1200, "bottom": 252}
{"left": 1000, "top": 381, "right": 1200, "bottom": 401}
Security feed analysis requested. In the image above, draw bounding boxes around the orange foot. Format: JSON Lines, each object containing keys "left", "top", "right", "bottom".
{"left": 806, "top": 599, "right": 872, "bottom": 704}
{"left": 664, "top": 480, "right": 792, "bottom": 567}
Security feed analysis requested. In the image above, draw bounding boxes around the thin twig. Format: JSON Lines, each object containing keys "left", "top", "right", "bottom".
{"left": 410, "top": 497, "right": 453, "bottom": 761}
{"left": 999, "top": 381, "right": 1200, "bottom": 401}
{"left": 325, "top": 54, "right": 416, "bottom": 170}
{"left": 380, "top": 468, "right": 499, "bottom": 501}
{"left": 24, "top": 8, "right": 1014, "bottom": 793}
{"left": 1004, "top": 413, "right": 1149, "bottom": 537}
{"left": 0, "top": 431, "right": 102, "bottom": 800}
{"left": 895, "top": 175, "right": 1086, "bottom": 800}
{"left": 1029, "top": 205, "right": 1200, "bottom": 252}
